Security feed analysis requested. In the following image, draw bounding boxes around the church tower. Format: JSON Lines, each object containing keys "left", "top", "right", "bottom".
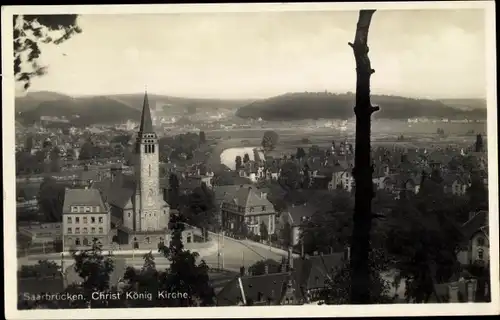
{"left": 134, "top": 91, "right": 161, "bottom": 232}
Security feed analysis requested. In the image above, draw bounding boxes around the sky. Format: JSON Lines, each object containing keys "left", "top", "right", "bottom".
{"left": 22, "top": 8, "right": 487, "bottom": 99}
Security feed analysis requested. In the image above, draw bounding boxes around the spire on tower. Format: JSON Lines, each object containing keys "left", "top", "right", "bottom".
{"left": 139, "top": 90, "right": 154, "bottom": 133}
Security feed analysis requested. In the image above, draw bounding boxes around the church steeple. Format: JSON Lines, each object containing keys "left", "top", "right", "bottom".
{"left": 139, "top": 90, "right": 154, "bottom": 133}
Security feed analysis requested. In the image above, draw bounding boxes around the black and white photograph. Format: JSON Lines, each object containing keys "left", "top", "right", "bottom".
{"left": 2, "top": 2, "right": 498, "bottom": 319}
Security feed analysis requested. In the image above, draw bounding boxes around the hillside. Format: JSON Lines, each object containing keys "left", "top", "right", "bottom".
{"left": 15, "top": 91, "right": 253, "bottom": 126}
{"left": 15, "top": 91, "right": 73, "bottom": 113}
{"left": 108, "top": 93, "right": 252, "bottom": 113}
{"left": 438, "top": 98, "right": 487, "bottom": 111}
{"left": 16, "top": 95, "right": 141, "bottom": 126}
{"left": 235, "top": 92, "right": 487, "bottom": 121}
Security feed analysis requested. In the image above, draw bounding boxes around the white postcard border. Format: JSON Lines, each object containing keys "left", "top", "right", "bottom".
{"left": 2, "top": 1, "right": 498, "bottom": 319}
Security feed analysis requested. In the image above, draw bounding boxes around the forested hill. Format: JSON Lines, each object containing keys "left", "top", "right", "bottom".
{"left": 15, "top": 91, "right": 251, "bottom": 126}
{"left": 16, "top": 95, "right": 140, "bottom": 126}
{"left": 235, "top": 92, "right": 487, "bottom": 121}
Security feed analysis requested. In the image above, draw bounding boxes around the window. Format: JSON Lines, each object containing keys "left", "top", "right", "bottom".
{"left": 91, "top": 217, "right": 96, "bottom": 223}
{"left": 145, "top": 237, "right": 151, "bottom": 244}
{"left": 98, "top": 227, "right": 104, "bottom": 234}
{"left": 128, "top": 212, "right": 131, "bottom": 218}
{"left": 478, "top": 249, "right": 484, "bottom": 260}
{"left": 250, "top": 207, "right": 254, "bottom": 212}
{"left": 477, "top": 237, "right": 485, "bottom": 246}
{"left": 67, "top": 217, "right": 72, "bottom": 224}
{"left": 71, "top": 206, "right": 78, "bottom": 213}
{"left": 67, "top": 227, "right": 72, "bottom": 234}
{"left": 75, "top": 227, "right": 80, "bottom": 234}
{"left": 262, "top": 206, "right": 266, "bottom": 211}
{"left": 83, "top": 238, "right": 89, "bottom": 246}
{"left": 75, "top": 217, "right": 80, "bottom": 223}
{"left": 83, "top": 217, "right": 88, "bottom": 224}
{"left": 99, "top": 217, "right": 104, "bottom": 223}
{"left": 75, "top": 238, "right": 81, "bottom": 245}
{"left": 83, "top": 227, "right": 88, "bottom": 234}
{"left": 91, "top": 227, "right": 96, "bottom": 233}
{"left": 84, "top": 207, "right": 91, "bottom": 213}
{"left": 67, "top": 237, "right": 72, "bottom": 245}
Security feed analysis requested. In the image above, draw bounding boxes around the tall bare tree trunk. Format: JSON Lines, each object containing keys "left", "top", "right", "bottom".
{"left": 349, "top": 9, "right": 378, "bottom": 304}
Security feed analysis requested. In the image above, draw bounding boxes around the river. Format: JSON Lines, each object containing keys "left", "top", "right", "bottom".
{"left": 219, "top": 146, "right": 264, "bottom": 170}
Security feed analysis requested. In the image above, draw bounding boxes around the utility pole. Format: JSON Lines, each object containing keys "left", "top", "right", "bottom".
{"left": 217, "top": 231, "right": 220, "bottom": 271}
{"left": 348, "top": 9, "right": 378, "bottom": 305}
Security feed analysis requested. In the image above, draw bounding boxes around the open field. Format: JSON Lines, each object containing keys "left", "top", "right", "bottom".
{"left": 205, "top": 119, "right": 486, "bottom": 167}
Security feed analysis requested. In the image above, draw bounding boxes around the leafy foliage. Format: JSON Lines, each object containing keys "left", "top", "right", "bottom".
{"left": 295, "top": 147, "right": 307, "bottom": 160}
{"left": 243, "top": 153, "right": 250, "bottom": 163}
{"left": 70, "top": 239, "right": 115, "bottom": 307}
{"left": 14, "top": 15, "right": 82, "bottom": 90}
{"left": 259, "top": 221, "right": 269, "bottom": 241}
{"left": 321, "top": 249, "right": 392, "bottom": 304}
{"left": 301, "top": 191, "right": 354, "bottom": 254}
{"left": 37, "top": 177, "right": 66, "bottom": 222}
{"left": 18, "top": 259, "right": 61, "bottom": 278}
{"left": 248, "top": 259, "right": 281, "bottom": 276}
{"left": 182, "top": 183, "right": 219, "bottom": 236}
{"left": 159, "top": 214, "right": 216, "bottom": 306}
{"left": 383, "top": 191, "right": 465, "bottom": 303}
{"left": 261, "top": 130, "right": 279, "bottom": 151}
{"left": 279, "top": 161, "right": 301, "bottom": 190}
{"left": 199, "top": 131, "right": 207, "bottom": 144}
{"left": 235, "top": 155, "right": 242, "bottom": 170}
{"left": 168, "top": 173, "right": 180, "bottom": 209}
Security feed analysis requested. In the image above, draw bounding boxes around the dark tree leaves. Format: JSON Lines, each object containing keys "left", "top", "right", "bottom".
{"left": 13, "top": 14, "right": 81, "bottom": 90}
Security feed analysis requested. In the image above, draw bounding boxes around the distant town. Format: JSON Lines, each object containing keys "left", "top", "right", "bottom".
{"left": 15, "top": 89, "right": 490, "bottom": 308}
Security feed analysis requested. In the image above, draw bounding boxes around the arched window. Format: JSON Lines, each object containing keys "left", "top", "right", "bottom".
{"left": 477, "top": 237, "right": 485, "bottom": 246}
{"left": 67, "top": 237, "right": 72, "bottom": 245}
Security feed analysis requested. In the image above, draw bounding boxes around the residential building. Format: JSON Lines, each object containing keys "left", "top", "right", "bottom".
{"left": 62, "top": 188, "right": 111, "bottom": 251}
{"left": 457, "top": 210, "right": 489, "bottom": 266}
{"left": 221, "top": 185, "right": 276, "bottom": 236}
{"left": 216, "top": 249, "right": 348, "bottom": 305}
{"left": 277, "top": 203, "right": 318, "bottom": 246}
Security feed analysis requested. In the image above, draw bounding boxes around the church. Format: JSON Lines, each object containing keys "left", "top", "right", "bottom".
{"left": 95, "top": 92, "right": 191, "bottom": 249}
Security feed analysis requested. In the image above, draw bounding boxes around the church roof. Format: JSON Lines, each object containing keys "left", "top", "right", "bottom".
{"left": 94, "top": 175, "right": 136, "bottom": 209}
{"left": 139, "top": 91, "right": 154, "bottom": 133}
